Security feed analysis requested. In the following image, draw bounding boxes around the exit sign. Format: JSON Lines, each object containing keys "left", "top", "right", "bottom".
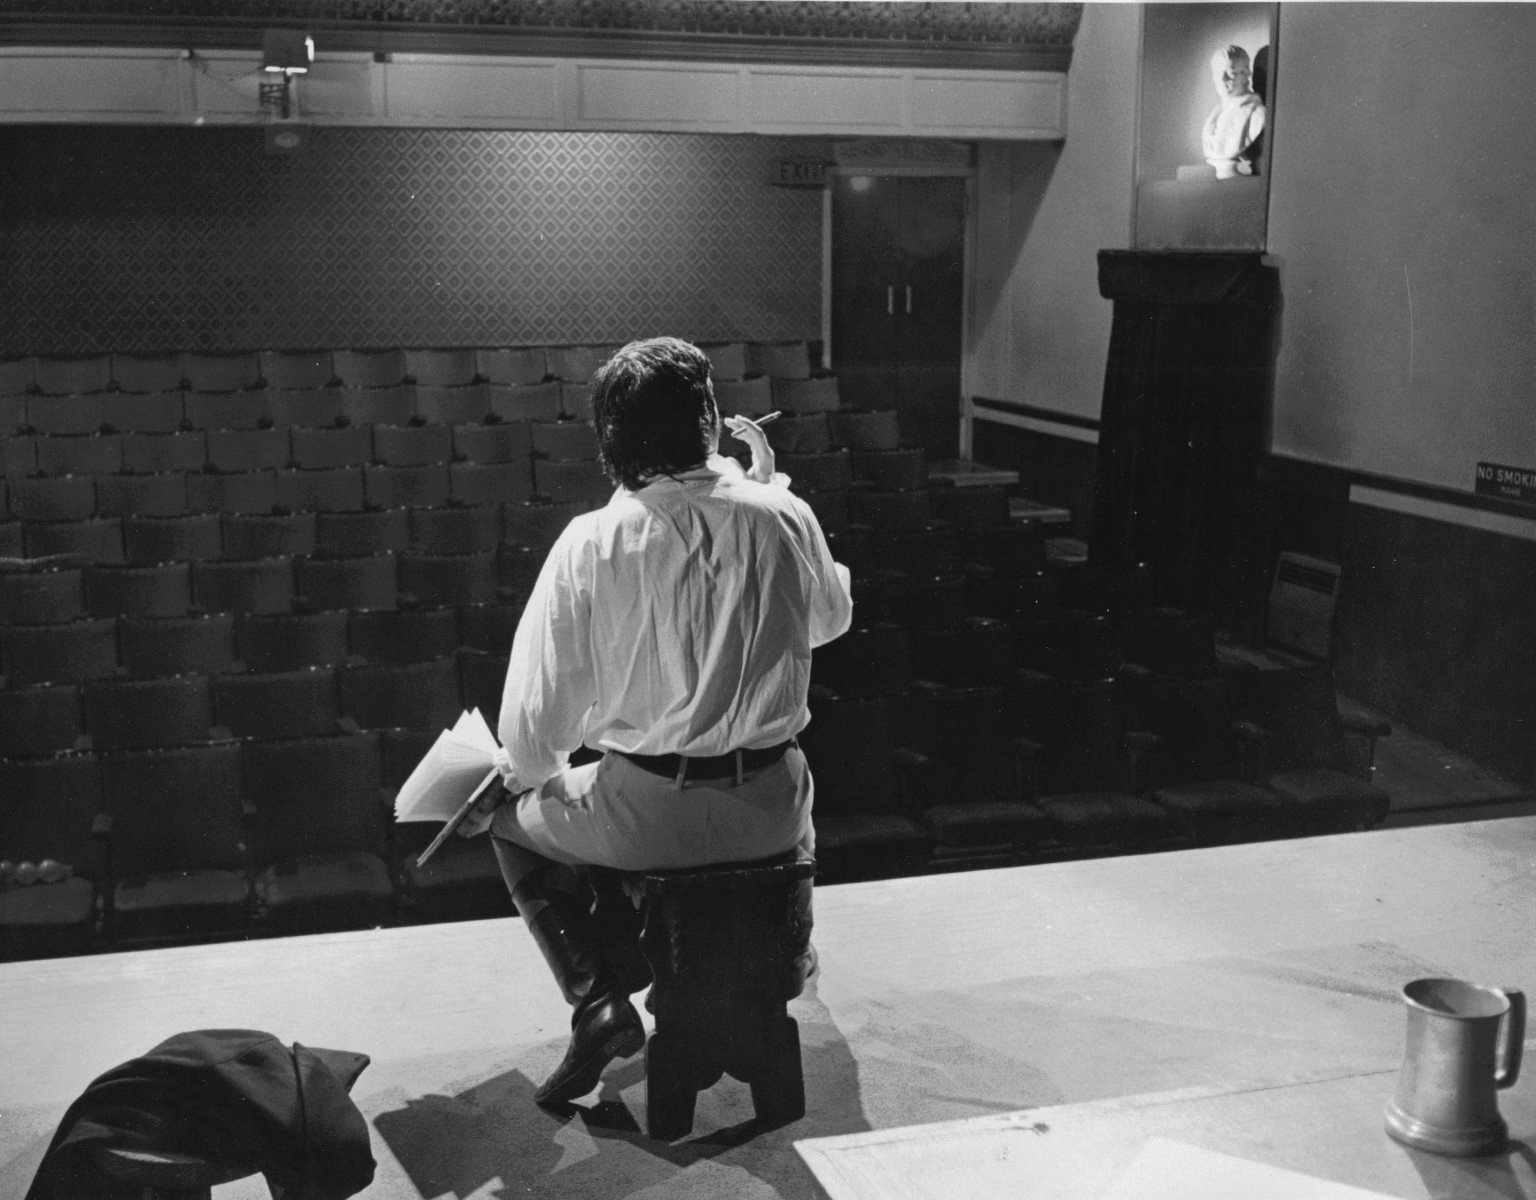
{"left": 771, "top": 158, "right": 828, "bottom": 188}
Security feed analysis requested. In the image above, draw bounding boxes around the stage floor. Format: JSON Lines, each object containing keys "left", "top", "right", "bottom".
{"left": 5, "top": 817, "right": 1535, "bottom": 1199}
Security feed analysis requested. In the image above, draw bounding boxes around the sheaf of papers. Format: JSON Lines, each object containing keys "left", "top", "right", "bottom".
{"left": 394, "top": 708, "right": 502, "bottom": 822}
{"left": 1102, "top": 1139, "right": 1411, "bottom": 1200}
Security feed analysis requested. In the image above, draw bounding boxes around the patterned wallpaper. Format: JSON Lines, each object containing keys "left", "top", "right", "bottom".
{"left": 0, "top": 126, "right": 825, "bottom": 355}
{"left": 0, "top": 2, "right": 1083, "bottom": 49}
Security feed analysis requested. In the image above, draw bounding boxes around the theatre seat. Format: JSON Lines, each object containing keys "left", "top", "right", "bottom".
{"left": 186, "top": 469, "right": 278, "bottom": 516}
{"left": 1, "top": 565, "right": 86, "bottom": 625}
{"left": 929, "top": 483, "right": 1010, "bottom": 529}
{"left": 502, "top": 499, "right": 590, "bottom": 550}
{"left": 213, "top": 668, "right": 342, "bottom": 740}
{"left": 123, "top": 513, "right": 222, "bottom": 565}
{"left": 313, "top": 509, "right": 409, "bottom": 559}
{"left": 96, "top": 472, "right": 189, "bottom": 519}
{"left": 183, "top": 352, "right": 260, "bottom": 393}
{"left": 348, "top": 606, "right": 459, "bottom": 666}
{"left": 24, "top": 516, "right": 124, "bottom": 564}
{"left": 395, "top": 823, "right": 511, "bottom": 925}
{"left": 101, "top": 743, "right": 250, "bottom": 945}
{"left": 714, "top": 376, "right": 773, "bottom": 417}
{"left": 0, "top": 753, "right": 104, "bottom": 960}
{"left": 246, "top": 732, "right": 394, "bottom": 934}
{"left": 458, "top": 600, "right": 523, "bottom": 654}
{"left": 489, "top": 381, "right": 562, "bottom": 422}
{"left": 415, "top": 383, "right": 490, "bottom": 425}
{"left": 870, "top": 522, "right": 961, "bottom": 576}
{"left": 264, "top": 388, "right": 344, "bottom": 429}
{"left": 958, "top": 523, "right": 1048, "bottom": 578}
{"left": 702, "top": 343, "right": 748, "bottom": 381}
{"left": 1119, "top": 608, "right": 1218, "bottom": 679}
{"left": 372, "top": 423, "right": 453, "bottom": 468}
{"left": 340, "top": 657, "right": 461, "bottom": 730}
{"left": 333, "top": 348, "right": 407, "bottom": 389}
{"left": 766, "top": 412, "right": 831, "bottom": 454}
{"left": 183, "top": 391, "right": 267, "bottom": 431}
{"left": 120, "top": 614, "right": 236, "bottom": 680}
{"left": 532, "top": 457, "right": 609, "bottom": 504}
{"left": 409, "top": 504, "right": 501, "bottom": 555}
{"left": 36, "top": 433, "right": 123, "bottom": 476}
{"left": 851, "top": 447, "right": 926, "bottom": 491}
{"left": 221, "top": 511, "right": 317, "bottom": 560}
{"left": 338, "top": 385, "right": 415, "bottom": 427}
{"left": 235, "top": 610, "right": 350, "bottom": 672}
{"left": 901, "top": 680, "right": 1049, "bottom": 864}
{"left": 1225, "top": 663, "right": 1392, "bottom": 834}
{"left": 546, "top": 345, "right": 610, "bottom": 383}
{"left": 258, "top": 349, "right": 334, "bottom": 390}
{"left": 909, "top": 617, "right": 1015, "bottom": 688}
{"left": 190, "top": 556, "right": 295, "bottom": 615}
{"left": 452, "top": 420, "right": 533, "bottom": 464}
{"left": 290, "top": 425, "right": 372, "bottom": 470}
{"left": 495, "top": 544, "right": 544, "bottom": 598}
{"left": 8, "top": 474, "right": 96, "bottom": 522}
{"left": 296, "top": 553, "right": 397, "bottom": 611}
{"left": 0, "top": 357, "right": 33, "bottom": 397}
{"left": 1018, "top": 610, "right": 1120, "bottom": 679}
{"left": 2, "top": 435, "right": 35, "bottom": 477}
{"left": 84, "top": 562, "right": 191, "bottom": 618}
{"left": 831, "top": 409, "right": 902, "bottom": 451}
{"left": 364, "top": 463, "right": 451, "bottom": 510}
{"left": 0, "top": 684, "right": 85, "bottom": 758}
{"left": 398, "top": 551, "right": 498, "bottom": 608}
{"left": 103, "top": 391, "right": 186, "bottom": 435}
{"left": 408, "top": 349, "right": 482, "bottom": 387}
{"left": 873, "top": 571, "right": 968, "bottom": 628}
{"left": 274, "top": 466, "right": 367, "bottom": 514}
{"left": 34, "top": 353, "right": 112, "bottom": 395}
{"left": 1019, "top": 675, "right": 1173, "bottom": 853}
{"left": 83, "top": 675, "right": 216, "bottom": 750}
{"left": 477, "top": 346, "right": 547, "bottom": 386}
{"left": 111, "top": 352, "right": 183, "bottom": 394}
{"left": 206, "top": 428, "right": 290, "bottom": 473}
{"left": 457, "top": 649, "right": 508, "bottom": 725}
{"left": 796, "top": 689, "right": 934, "bottom": 883}
{"left": 120, "top": 430, "right": 205, "bottom": 474}
{"left": 771, "top": 376, "right": 840, "bottom": 414}
{"left": 449, "top": 461, "right": 533, "bottom": 508}
{"left": 749, "top": 341, "right": 812, "bottom": 380}
{"left": 1127, "top": 671, "right": 1295, "bottom": 845}
{"left": 1, "top": 618, "right": 119, "bottom": 686}
{"left": 811, "top": 623, "right": 911, "bottom": 698}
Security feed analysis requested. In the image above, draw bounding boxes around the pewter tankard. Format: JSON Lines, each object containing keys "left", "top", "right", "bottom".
{"left": 1384, "top": 977, "right": 1525, "bottom": 1156}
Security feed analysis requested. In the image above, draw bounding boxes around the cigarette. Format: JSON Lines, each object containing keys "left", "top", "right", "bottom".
{"left": 753, "top": 411, "right": 782, "bottom": 425}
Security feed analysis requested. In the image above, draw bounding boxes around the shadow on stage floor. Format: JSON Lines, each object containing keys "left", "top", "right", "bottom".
{"left": 373, "top": 986, "right": 870, "bottom": 1199}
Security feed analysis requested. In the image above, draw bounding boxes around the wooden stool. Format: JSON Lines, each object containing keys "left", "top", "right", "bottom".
{"left": 636, "top": 855, "right": 814, "bottom": 1140}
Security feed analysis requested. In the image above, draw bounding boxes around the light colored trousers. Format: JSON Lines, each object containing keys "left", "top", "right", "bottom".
{"left": 489, "top": 745, "right": 814, "bottom": 872}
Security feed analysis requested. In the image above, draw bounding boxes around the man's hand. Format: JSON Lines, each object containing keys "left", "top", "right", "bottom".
{"left": 724, "top": 414, "right": 777, "bottom": 485}
{"left": 456, "top": 780, "right": 518, "bottom": 838}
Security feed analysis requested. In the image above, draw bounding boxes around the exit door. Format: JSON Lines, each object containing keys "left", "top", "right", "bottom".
{"left": 830, "top": 174, "right": 966, "bottom": 459}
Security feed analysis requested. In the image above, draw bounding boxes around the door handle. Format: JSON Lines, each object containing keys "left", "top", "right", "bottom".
{"left": 887, "top": 286, "right": 894, "bottom": 315}
{"left": 905, "top": 285, "right": 913, "bottom": 315}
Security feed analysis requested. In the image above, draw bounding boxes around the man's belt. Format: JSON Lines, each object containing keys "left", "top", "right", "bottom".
{"left": 617, "top": 739, "right": 795, "bottom": 782}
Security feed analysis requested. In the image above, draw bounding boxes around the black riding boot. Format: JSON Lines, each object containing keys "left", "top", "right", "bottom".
{"left": 512, "top": 873, "right": 646, "bottom": 1107}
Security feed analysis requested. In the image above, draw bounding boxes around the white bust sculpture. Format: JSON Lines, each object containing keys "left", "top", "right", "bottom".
{"left": 1201, "top": 45, "right": 1265, "bottom": 179}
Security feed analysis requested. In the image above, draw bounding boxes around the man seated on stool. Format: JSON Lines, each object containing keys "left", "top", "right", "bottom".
{"left": 458, "top": 336, "right": 853, "bottom": 1108}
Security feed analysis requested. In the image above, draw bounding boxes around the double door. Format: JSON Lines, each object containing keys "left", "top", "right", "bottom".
{"left": 830, "top": 173, "right": 966, "bottom": 459}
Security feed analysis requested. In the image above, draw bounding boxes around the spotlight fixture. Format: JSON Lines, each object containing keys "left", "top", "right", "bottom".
{"left": 259, "top": 29, "right": 313, "bottom": 119}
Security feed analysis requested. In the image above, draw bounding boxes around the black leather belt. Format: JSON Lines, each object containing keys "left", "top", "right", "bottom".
{"left": 617, "top": 739, "right": 795, "bottom": 781}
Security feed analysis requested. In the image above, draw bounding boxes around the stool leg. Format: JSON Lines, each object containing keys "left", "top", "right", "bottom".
{"left": 645, "top": 1030, "right": 698, "bottom": 1141}
{"left": 748, "top": 1014, "right": 805, "bottom": 1126}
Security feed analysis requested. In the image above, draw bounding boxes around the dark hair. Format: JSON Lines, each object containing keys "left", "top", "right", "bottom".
{"left": 588, "top": 337, "right": 719, "bottom": 491}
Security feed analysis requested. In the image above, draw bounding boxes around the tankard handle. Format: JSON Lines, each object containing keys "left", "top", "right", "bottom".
{"left": 1495, "top": 988, "right": 1525, "bottom": 1089}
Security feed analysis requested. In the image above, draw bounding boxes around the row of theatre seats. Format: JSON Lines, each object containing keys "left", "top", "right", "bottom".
{"left": 0, "top": 339, "right": 1391, "bottom": 961}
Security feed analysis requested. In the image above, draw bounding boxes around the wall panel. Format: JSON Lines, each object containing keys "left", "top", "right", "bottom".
{"left": 0, "top": 126, "right": 824, "bottom": 354}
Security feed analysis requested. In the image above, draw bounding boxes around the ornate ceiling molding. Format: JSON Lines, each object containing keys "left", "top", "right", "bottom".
{"left": 0, "top": 2, "right": 1082, "bottom": 71}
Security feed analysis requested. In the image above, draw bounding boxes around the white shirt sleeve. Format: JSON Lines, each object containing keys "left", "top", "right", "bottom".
{"left": 803, "top": 508, "right": 854, "bottom": 649}
{"left": 497, "top": 523, "right": 598, "bottom": 789}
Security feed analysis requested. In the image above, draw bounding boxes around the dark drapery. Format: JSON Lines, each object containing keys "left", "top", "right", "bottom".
{"left": 1089, "top": 250, "right": 1277, "bottom": 620}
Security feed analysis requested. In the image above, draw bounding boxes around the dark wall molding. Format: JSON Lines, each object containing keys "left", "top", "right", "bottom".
{"left": 1261, "top": 453, "right": 1536, "bottom": 524}
{"left": 0, "top": 2, "right": 1080, "bottom": 71}
{"left": 972, "top": 395, "right": 1100, "bottom": 432}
